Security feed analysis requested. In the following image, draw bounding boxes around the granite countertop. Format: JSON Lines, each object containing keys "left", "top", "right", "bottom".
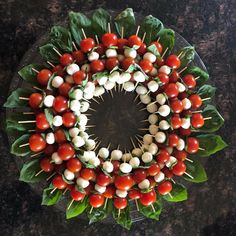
{"left": 0, "top": 0, "right": 236, "bottom": 235}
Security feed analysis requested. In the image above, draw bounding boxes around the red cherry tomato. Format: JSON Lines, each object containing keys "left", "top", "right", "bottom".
{"left": 165, "top": 54, "right": 181, "bottom": 69}
{"left": 186, "top": 137, "right": 199, "bottom": 154}
{"left": 103, "top": 185, "right": 116, "bottom": 198}
{"left": 173, "top": 150, "right": 187, "bottom": 161}
{"left": 54, "top": 128, "right": 67, "bottom": 144}
{"left": 29, "top": 93, "right": 43, "bottom": 109}
{"left": 157, "top": 181, "right": 172, "bottom": 195}
{"left": 151, "top": 41, "right": 163, "bottom": 53}
{"left": 169, "top": 70, "right": 179, "bottom": 83}
{"left": 59, "top": 83, "right": 72, "bottom": 97}
{"left": 139, "top": 59, "right": 153, "bottom": 73}
{"left": 158, "top": 72, "right": 169, "bottom": 85}
{"left": 44, "top": 144, "right": 55, "bottom": 155}
{"left": 60, "top": 53, "right": 73, "bottom": 66}
{"left": 183, "top": 74, "right": 196, "bottom": 89}
{"left": 84, "top": 183, "right": 94, "bottom": 195}
{"left": 148, "top": 164, "right": 160, "bottom": 176}
{"left": 172, "top": 161, "right": 186, "bottom": 176}
{"left": 162, "top": 167, "right": 173, "bottom": 179}
{"left": 128, "top": 35, "right": 142, "bottom": 47}
{"left": 179, "top": 127, "right": 192, "bottom": 136}
{"left": 72, "top": 50, "right": 85, "bottom": 64}
{"left": 70, "top": 187, "right": 85, "bottom": 201}
{"left": 164, "top": 83, "right": 179, "bottom": 98}
{"left": 52, "top": 65, "right": 64, "bottom": 77}
{"left": 156, "top": 57, "right": 164, "bottom": 67}
{"left": 40, "top": 158, "right": 54, "bottom": 172}
{"left": 37, "top": 69, "right": 52, "bottom": 86}
{"left": 89, "top": 194, "right": 104, "bottom": 208}
{"left": 73, "top": 71, "right": 86, "bottom": 85}
{"left": 137, "top": 43, "right": 147, "bottom": 55}
{"left": 52, "top": 175, "right": 67, "bottom": 189}
{"left": 102, "top": 33, "right": 118, "bottom": 47}
{"left": 53, "top": 96, "right": 68, "bottom": 113}
{"left": 62, "top": 112, "right": 76, "bottom": 128}
{"left": 170, "top": 99, "right": 183, "bottom": 113}
{"left": 95, "top": 43, "right": 106, "bottom": 55}
{"left": 80, "top": 38, "right": 95, "bottom": 53}
{"left": 96, "top": 173, "right": 111, "bottom": 187}
{"left": 114, "top": 175, "right": 133, "bottom": 190}
{"left": 36, "top": 113, "right": 50, "bottom": 130}
{"left": 139, "top": 190, "right": 156, "bottom": 206}
{"left": 171, "top": 114, "right": 182, "bottom": 129}
{"left": 111, "top": 160, "right": 120, "bottom": 174}
{"left": 90, "top": 60, "right": 105, "bottom": 73}
{"left": 121, "top": 57, "right": 135, "bottom": 70}
{"left": 156, "top": 149, "right": 170, "bottom": 164}
{"left": 117, "top": 38, "right": 128, "bottom": 53}
{"left": 105, "top": 57, "right": 119, "bottom": 70}
{"left": 168, "top": 134, "right": 179, "bottom": 147}
{"left": 80, "top": 168, "right": 96, "bottom": 181}
{"left": 57, "top": 143, "right": 75, "bottom": 160}
{"left": 114, "top": 198, "right": 127, "bottom": 209}
{"left": 191, "top": 113, "right": 205, "bottom": 128}
{"left": 67, "top": 158, "right": 82, "bottom": 172}
{"left": 132, "top": 169, "right": 147, "bottom": 183}
{"left": 189, "top": 94, "right": 202, "bottom": 109}
{"left": 128, "top": 189, "right": 141, "bottom": 199}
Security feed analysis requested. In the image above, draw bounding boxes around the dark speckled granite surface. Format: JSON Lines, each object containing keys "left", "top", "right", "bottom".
{"left": 0, "top": 0, "right": 236, "bottom": 235}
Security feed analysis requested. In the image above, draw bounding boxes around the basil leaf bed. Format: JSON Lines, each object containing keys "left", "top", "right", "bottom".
{"left": 4, "top": 8, "right": 227, "bottom": 230}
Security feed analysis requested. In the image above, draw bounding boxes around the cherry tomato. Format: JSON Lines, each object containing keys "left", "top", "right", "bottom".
{"left": 139, "top": 190, "right": 156, "bottom": 206}
{"left": 183, "top": 74, "right": 196, "bottom": 89}
{"left": 169, "top": 70, "right": 179, "bottom": 83}
{"left": 29, "top": 93, "right": 43, "bottom": 109}
{"left": 54, "top": 128, "right": 67, "bottom": 144}
{"left": 40, "top": 158, "right": 54, "bottom": 172}
{"left": 189, "top": 94, "right": 202, "bottom": 109}
{"left": 148, "top": 164, "right": 160, "bottom": 176}
{"left": 84, "top": 183, "right": 94, "bottom": 195}
{"left": 171, "top": 114, "right": 182, "bottom": 129}
{"left": 62, "top": 112, "right": 76, "bottom": 128}
{"left": 114, "top": 175, "right": 133, "bottom": 191}
{"left": 114, "top": 198, "right": 127, "bottom": 209}
{"left": 178, "top": 91, "right": 189, "bottom": 100}
{"left": 80, "top": 38, "right": 95, "bottom": 53}
{"left": 165, "top": 54, "right": 181, "bottom": 69}
{"left": 111, "top": 160, "right": 120, "bottom": 174}
{"left": 139, "top": 59, "right": 153, "bottom": 73}
{"left": 67, "top": 158, "right": 82, "bottom": 172}
{"left": 162, "top": 167, "right": 173, "bottom": 179}
{"left": 168, "top": 134, "right": 179, "bottom": 147}
{"left": 158, "top": 72, "right": 169, "bottom": 85}
{"left": 52, "top": 65, "right": 64, "bottom": 77}
{"left": 191, "top": 113, "right": 204, "bottom": 128}
{"left": 170, "top": 99, "right": 183, "bottom": 113}
{"left": 173, "top": 150, "right": 187, "bottom": 161}
{"left": 29, "top": 134, "right": 46, "bottom": 152}
{"left": 96, "top": 43, "right": 105, "bottom": 55}
{"left": 35, "top": 113, "right": 50, "bottom": 130}
{"left": 80, "top": 168, "right": 96, "bottom": 181}
{"left": 156, "top": 149, "right": 170, "bottom": 164}
{"left": 151, "top": 41, "right": 163, "bottom": 53}
{"left": 90, "top": 60, "right": 105, "bottom": 73}
{"left": 179, "top": 127, "right": 192, "bottom": 136}
{"left": 60, "top": 53, "right": 73, "bottom": 66}
{"left": 72, "top": 50, "right": 85, "bottom": 64}
{"left": 53, "top": 96, "right": 68, "bottom": 113}
{"left": 96, "top": 172, "right": 111, "bottom": 187}
{"left": 156, "top": 57, "right": 165, "bottom": 67}
{"left": 128, "top": 189, "right": 141, "bottom": 199}
{"left": 128, "top": 35, "right": 142, "bottom": 47}
{"left": 37, "top": 69, "right": 52, "bottom": 86}
{"left": 59, "top": 83, "right": 72, "bottom": 97}
{"left": 137, "top": 42, "right": 147, "bottom": 55}
{"left": 73, "top": 70, "right": 86, "bottom": 85}
{"left": 103, "top": 185, "right": 116, "bottom": 198}
{"left": 70, "top": 187, "right": 85, "bottom": 201}
{"left": 117, "top": 38, "right": 128, "bottom": 53}
{"left": 57, "top": 143, "right": 75, "bottom": 160}
{"left": 121, "top": 57, "right": 135, "bottom": 70}
{"left": 186, "top": 137, "right": 199, "bottom": 154}
{"left": 164, "top": 83, "right": 179, "bottom": 98}
{"left": 172, "top": 161, "right": 186, "bottom": 176}
{"left": 132, "top": 169, "right": 147, "bottom": 183}
{"left": 105, "top": 57, "right": 119, "bottom": 70}
{"left": 52, "top": 175, "right": 67, "bottom": 189}
{"left": 89, "top": 194, "right": 104, "bottom": 208}
{"left": 102, "top": 33, "right": 118, "bottom": 47}
{"left": 44, "top": 144, "right": 55, "bottom": 155}
{"left": 157, "top": 181, "right": 172, "bottom": 195}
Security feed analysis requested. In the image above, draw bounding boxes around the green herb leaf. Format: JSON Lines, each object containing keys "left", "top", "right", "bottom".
{"left": 44, "top": 108, "right": 54, "bottom": 128}
{"left": 196, "top": 134, "right": 227, "bottom": 157}
{"left": 66, "top": 197, "right": 88, "bottom": 219}
{"left": 139, "top": 15, "right": 163, "bottom": 45}
{"left": 183, "top": 159, "right": 208, "bottom": 183}
{"left": 4, "top": 88, "right": 33, "bottom": 108}
{"left": 92, "top": 71, "right": 109, "bottom": 81}
{"left": 18, "top": 64, "right": 44, "bottom": 86}
{"left": 112, "top": 205, "right": 132, "bottom": 230}
{"left": 199, "top": 105, "right": 224, "bottom": 133}
{"left": 156, "top": 28, "right": 175, "bottom": 56}
{"left": 163, "top": 183, "right": 188, "bottom": 202}
{"left": 42, "top": 186, "right": 63, "bottom": 206}
{"left": 114, "top": 8, "right": 136, "bottom": 37}
{"left": 19, "top": 158, "right": 49, "bottom": 183}
{"left": 92, "top": 8, "right": 111, "bottom": 37}
{"left": 178, "top": 46, "right": 195, "bottom": 67}
{"left": 147, "top": 44, "right": 160, "bottom": 57}
{"left": 39, "top": 43, "right": 59, "bottom": 64}
{"left": 138, "top": 199, "right": 162, "bottom": 220}
{"left": 11, "top": 134, "right": 31, "bottom": 157}
{"left": 197, "top": 84, "right": 216, "bottom": 101}
{"left": 46, "top": 73, "right": 56, "bottom": 90}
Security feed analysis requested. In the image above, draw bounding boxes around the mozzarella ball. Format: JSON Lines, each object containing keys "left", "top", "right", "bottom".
{"left": 80, "top": 151, "right": 91, "bottom": 162}
{"left": 140, "top": 94, "right": 151, "bottom": 104}
{"left": 104, "top": 80, "right": 115, "bottom": 90}
{"left": 106, "top": 48, "right": 117, "bottom": 58}
{"left": 124, "top": 81, "right": 135, "bottom": 92}
{"left": 69, "top": 127, "right": 80, "bottom": 138}
{"left": 158, "top": 105, "right": 171, "bottom": 117}
{"left": 133, "top": 71, "right": 146, "bottom": 82}
{"left": 79, "top": 125, "right": 86, "bottom": 132}
{"left": 165, "top": 156, "right": 177, "bottom": 168}
{"left": 88, "top": 51, "right": 99, "bottom": 61}
{"left": 85, "top": 139, "right": 96, "bottom": 150}
{"left": 116, "top": 190, "right": 128, "bottom": 198}
{"left": 98, "top": 147, "right": 109, "bottom": 159}
{"left": 181, "top": 118, "right": 191, "bottom": 129}
{"left": 66, "top": 64, "right": 80, "bottom": 75}
{"left": 154, "top": 171, "right": 165, "bottom": 182}
{"left": 53, "top": 115, "right": 63, "bottom": 127}
{"left": 176, "top": 82, "right": 186, "bottom": 93}
{"left": 109, "top": 71, "right": 120, "bottom": 82}
{"left": 46, "top": 132, "right": 55, "bottom": 144}
{"left": 88, "top": 157, "right": 100, "bottom": 167}
{"left": 95, "top": 184, "right": 106, "bottom": 193}
{"left": 147, "top": 103, "right": 158, "bottom": 113}
{"left": 142, "top": 152, "right": 153, "bottom": 163}
{"left": 93, "top": 86, "right": 105, "bottom": 97}
{"left": 150, "top": 67, "right": 158, "bottom": 76}
{"left": 155, "top": 131, "right": 166, "bottom": 143}
{"left": 84, "top": 81, "right": 96, "bottom": 94}
{"left": 44, "top": 95, "right": 55, "bottom": 107}
{"left": 64, "top": 169, "right": 75, "bottom": 180}
{"left": 156, "top": 93, "right": 166, "bottom": 105}
{"left": 143, "top": 52, "right": 156, "bottom": 63}
{"left": 148, "top": 143, "right": 158, "bottom": 155}
{"left": 147, "top": 81, "right": 159, "bottom": 93}
{"left": 65, "top": 75, "right": 74, "bottom": 84}
{"left": 148, "top": 114, "right": 158, "bottom": 124}
{"left": 72, "top": 89, "right": 83, "bottom": 100}
{"left": 132, "top": 148, "right": 143, "bottom": 157}
{"left": 51, "top": 152, "right": 62, "bottom": 164}
{"left": 124, "top": 48, "right": 137, "bottom": 58}
{"left": 103, "top": 161, "right": 114, "bottom": 173}
{"left": 129, "top": 157, "right": 140, "bottom": 168}
{"left": 143, "top": 134, "right": 153, "bottom": 145}
{"left": 166, "top": 147, "right": 173, "bottom": 154}
{"left": 177, "top": 138, "right": 185, "bottom": 151}
{"left": 81, "top": 63, "right": 90, "bottom": 72}
{"left": 149, "top": 124, "right": 158, "bottom": 135}
{"left": 159, "top": 120, "right": 170, "bottom": 130}
{"left": 182, "top": 98, "right": 192, "bottom": 110}
{"left": 136, "top": 85, "right": 148, "bottom": 95}
{"left": 70, "top": 99, "right": 81, "bottom": 112}
{"left": 80, "top": 101, "right": 90, "bottom": 112}
{"left": 97, "top": 75, "right": 108, "bottom": 86}
{"left": 159, "top": 65, "right": 171, "bottom": 75}
{"left": 76, "top": 177, "right": 89, "bottom": 188}
{"left": 78, "top": 114, "right": 88, "bottom": 126}
{"left": 138, "top": 179, "right": 150, "bottom": 189}
{"left": 83, "top": 92, "right": 93, "bottom": 100}
{"left": 120, "top": 163, "right": 132, "bottom": 174}
{"left": 119, "top": 72, "right": 131, "bottom": 83}
{"left": 52, "top": 76, "right": 64, "bottom": 88}
{"left": 141, "top": 144, "right": 149, "bottom": 151}
{"left": 72, "top": 136, "right": 85, "bottom": 147}
{"left": 111, "top": 150, "right": 122, "bottom": 160}
{"left": 122, "top": 153, "right": 132, "bottom": 162}
{"left": 80, "top": 131, "right": 89, "bottom": 141}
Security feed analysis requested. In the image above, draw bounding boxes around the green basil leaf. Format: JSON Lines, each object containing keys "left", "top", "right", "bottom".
{"left": 163, "top": 183, "right": 187, "bottom": 202}
{"left": 196, "top": 134, "right": 227, "bottom": 157}
{"left": 92, "top": 71, "right": 109, "bottom": 81}
{"left": 46, "top": 73, "right": 56, "bottom": 90}
{"left": 42, "top": 186, "right": 63, "bottom": 206}
{"left": 114, "top": 8, "right": 136, "bottom": 37}
{"left": 178, "top": 46, "right": 195, "bottom": 67}
{"left": 183, "top": 159, "right": 207, "bottom": 183}
{"left": 199, "top": 105, "right": 224, "bottom": 133}
{"left": 69, "top": 11, "right": 92, "bottom": 45}
{"left": 112, "top": 205, "right": 132, "bottom": 230}
{"left": 139, "top": 15, "right": 163, "bottom": 45}
{"left": 19, "top": 158, "right": 49, "bottom": 183}
{"left": 44, "top": 108, "right": 54, "bottom": 128}
{"left": 4, "top": 88, "right": 33, "bottom": 108}
{"left": 39, "top": 43, "right": 59, "bottom": 64}
{"left": 92, "top": 8, "right": 111, "bottom": 37}
{"left": 18, "top": 64, "right": 44, "bottom": 86}
{"left": 138, "top": 199, "right": 162, "bottom": 220}
{"left": 11, "top": 134, "right": 31, "bottom": 157}
{"left": 182, "top": 66, "right": 209, "bottom": 87}
{"left": 197, "top": 84, "right": 216, "bottom": 101}
{"left": 66, "top": 197, "right": 88, "bottom": 219}
{"left": 156, "top": 28, "right": 175, "bottom": 56}
{"left": 147, "top": 44, "right": 160, "bottom": 57}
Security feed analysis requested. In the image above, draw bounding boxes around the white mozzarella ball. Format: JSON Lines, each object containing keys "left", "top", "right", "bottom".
{"left": 142, "top": 152, "right": 153, "bottom": 163}
{"left": 66, "top": 64, "right": 80, "bottom": 75}
{"left": 109, "top": 71, "right": 120, "bottom": 82}
{"left": 133, "top": 71, "right": 146, "bottom": 82}
{"left": 53, "top": 115, "right": 63, "bottom": 127}
{"left": 124, "top": 48, "right": 137, "bottom": 58}
{"left": 143, "top": 52, "right": 156, "bottom": 63}
{"left": 72, "top": 136, "right": 85, "bottom": 147}
{"left": 80, "top": 151, "right": 91, "bottom": 162}
{"left": 176, "top": 82, "right": 186, "bottom": 93}
{"left": 70, "top": 99, "right": 81, "bottom": 112}
{"left": 141, "top": 144, "right": 149, "bottom": 151}
{"left": 165, "top": 156, "right": 177, "bottom": 168}
{"left": 80, "top": 131, "right": 89, "bottom": 141}
{"left": 106, "top": 48, "right": 117, "bottom": 58}
{"left": 79, "top": 125, "right": 86, "bottom": 131}
{"left": 88, "top": 157, "right": 100, "bottom": 167}
{"left": 88, "top": 51, "right": 99, "bottom": 61}
{"left": 124, "top": 81, "right": 135, "bottom": 92}
{"left": 149, "top": 124, "right": 158, "bottom": 135}
{"left": 158, "top": 105, "right": 171, "bottom": 117}
{"left": 88, "top": 151, "right": 96, "bottom": 159}
{"left": 147, "top": 103, "right": 158, "bottom": 113}
{"left": 64, "top": 169, "right": 75, "bottom": 181}
{"left": 80, "top": 101, "right": 90, "bottom": 112}
{"left": 155, "top": 131, "right": 166, "bottom": 143}
{"left": 159, "top": 120, "right": 170, "bottom": 130}
{"left": 119, "top": 72, "right": 131, "bottom": 83}
{"left": 97, "top": 76, "right": 108, "bottom": 86}
{"left": 51, "top": 152, "right": 62, "bottom": 164}
{"left": 78, "top": 114, "right": 88, "bottom": 126}
{"left": 85, "top": 139, "right": 96, "bottom": 150}
{"left": 83, "top": 92, "right": 93, "bottom": 100}
{"left": 52, "top": 76, "right": 64, "bottom": 88}
{"left": 159, "top": 163, "right": 165, "bottom": 169}
{"left": 182, "top": 98, "right": 192, "bottom": 110}
{"left": 156, "top": 93, "right": 166, "bottom": 105}
{"left": 120, "top": 163, "right": 132, "bottom": 173}
{"left": 129, "top": 157, "right": 140, "bottom": 168}
{"left": 98, "top": 147, "right": 109, "bottom": 159}
{"left": 116, "top": 189, "right": 127, "bottom": 198}
{"left": 44, "top": 95, "right": 55, "bottom": 107}
{"left": 177, "top": 138, "right": 185, "bottom": 151}
{"left": 138, "top": 179, "right": 150, "bottom": 189}
{"left": 93, "top": 86, "right": 105, "bottom": 97}
{"left": 46, "top": 132, "right": 55, "bottom": 144}
{"left": 104, "top": 80, "right": 115, "bottom": 90}
{"left": 143, "top": 134, "right": 153, "bottom": 145}
{"left": 95, "top": 184, "right": 106, "bottom": 193}
{"left": 154, "top": 171, "right": 165, "bottom": 182}
{"left": 84, "top": 82, "right": 95, "bottom": 94}
{"left": 122, "top": 153, "right": 132, "bottom": 162}
{"left": 111, "top": 150, "right": 123, "bottom": 160}
{"left": 81, "top": 64, "right": 90, "bottom": 72}
{"left": 65, "top": 75, "right": 74, "bottom": 84}
{"left": 148, "top": 114, "right": 158, "bottom": 124}
{"left": 76, "top": 177, "right": 89, "bottom": 188}
{"left": 150, "top": 67, "right": 158, "bottom": 76}
{"left": 181, "top": 118, "right": 191, "bottom": 129}
{"left": 69, "top": 127, "right": 80, "bottom": 138}
{"left": 166, "top": 146, "right": 173, "bottom": 154}
{"left": 147, "top": 81, "right": 159, "bottom": 93}
{"left": 140, "top": 94, "right": 151, "bottom": 104}
{"left": 132, "top": 148, "right": 142, "bottom": 157}
{"left": 103, "top": 161, "right": 114, "bottom": 173}
{"left": 159, "top": 65, "right": 171, "bottom": 75}
{"left": 148, "top": 143, "right": 158, "bottom": 155}
{"left": 136, "top": 85, "right": 148, "bottom": 95}
{"left": 72, "top": 89, "right": 83, "bottom": 100}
